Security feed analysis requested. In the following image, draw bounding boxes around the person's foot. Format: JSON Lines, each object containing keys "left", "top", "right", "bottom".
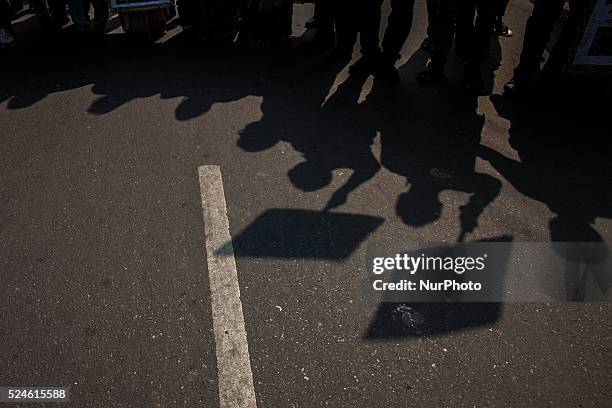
{"left": 494, "top": 21, "right": 513, "bottom": 37}
{"left": 417, "top": 60, "right": 443, "bottom": 84}
{"left": 420, "top": 36, "right": 434, "bottom": 51}
{"left": 0, "top": 27, "right": 15, "bottom": 48}
{"left": 349, "top": 55, "right": 379, "bottom": 77}
{"left": 376, "top": 57, "right": 400, "bottom": 83}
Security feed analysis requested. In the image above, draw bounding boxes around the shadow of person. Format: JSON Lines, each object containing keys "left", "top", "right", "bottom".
{"left": 368, "top": 57, "right": 502, "bottom": 241}
{"left": 237, "top": 59, "right": 381, "bottom": 211}
{"left": 484, "top": 94, "right": 612, "bottom": 243}
{"left": 482, "top": 93, "right": 612, "bottom": 300}
{"left": 309, "top": 74, "right": 381, "bottom": 211}
{"left": 357, "top": 48, "right": 505, "bottom": 340}
{"left": 2, "top": 20, "right": 150, "bottom": 112}
{"left": 85, "top": 36, "right": 265, "bottom": 120}
{"left": 228, "top": 56, "right": 388, "bottom": 262}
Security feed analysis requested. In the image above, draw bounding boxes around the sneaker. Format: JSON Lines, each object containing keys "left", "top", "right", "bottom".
{"left": 0, "top": 28, "right": 15, "bottom": 48}
{"left": 494, "top": 22, "right": 513, "bottom": 37}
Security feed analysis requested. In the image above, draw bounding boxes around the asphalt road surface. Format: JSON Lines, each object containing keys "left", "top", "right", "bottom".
{"left": 1, "top": 1, "right": 611, "bottom": 407}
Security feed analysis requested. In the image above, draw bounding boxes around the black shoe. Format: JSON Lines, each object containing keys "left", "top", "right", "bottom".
{"left": 349, "top": 55, "right": 379, "bottom": 77}
{"left": 494, "top": 22, "right": 513, "bottom": 38}
{"left": 417, "top": 60, "right": 443, "bottom": 85}
{"left": 420, "top": 37, "right": 434, "bottom": 51}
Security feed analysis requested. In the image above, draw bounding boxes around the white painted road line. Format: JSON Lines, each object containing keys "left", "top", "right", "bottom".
{"left": 198, "top": 165, "right": 258, "bottom": 408}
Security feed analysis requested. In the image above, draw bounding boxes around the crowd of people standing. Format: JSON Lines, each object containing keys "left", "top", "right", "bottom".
{"left": 1, "top": 0, "right": 107, "bottom": 44}
{"left": 0, "top": 0, "right": 596, "bottom": 96}
{"left": 297, "top": 0, "right": 589, "bottom": 95}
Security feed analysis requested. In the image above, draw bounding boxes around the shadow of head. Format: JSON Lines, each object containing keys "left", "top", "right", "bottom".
{"left": 288, "top": 161, "right": 332, "bottom": 192}
{"left": 396, "top": 187, "right": 442, "bottom": 227}
{"left": 175, "top": 97, "right": 215, "bottom": 122}
{"left": 237, "top": 121, "right": 282, "bottom": 152}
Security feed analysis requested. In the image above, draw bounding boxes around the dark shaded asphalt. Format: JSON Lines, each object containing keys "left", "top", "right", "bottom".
{"left": 1, "top": 1, "right": 611, "bottom": 407}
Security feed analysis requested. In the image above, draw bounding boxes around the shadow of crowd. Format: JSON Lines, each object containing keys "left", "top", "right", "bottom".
{"left": 2, "top": 2, "right": 611, "bottom": 337}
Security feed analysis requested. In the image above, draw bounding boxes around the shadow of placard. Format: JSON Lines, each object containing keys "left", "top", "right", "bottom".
{"left": 364, "top": 236, "right": 513, "bottom": 340}
{"left": 364, "top": 301, "right": 503, "bottom": 340}
{"left": 216, "top": 209, "right": 384, "bottom": 261}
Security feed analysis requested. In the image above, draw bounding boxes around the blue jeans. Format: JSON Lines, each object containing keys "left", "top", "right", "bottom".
{"left": 68, "top": 0, "right": 108, "bottom": 34}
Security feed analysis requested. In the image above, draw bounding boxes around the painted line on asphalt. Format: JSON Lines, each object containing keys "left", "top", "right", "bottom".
{"left": 198, "top": 165, "right": 258, "bottom": 408}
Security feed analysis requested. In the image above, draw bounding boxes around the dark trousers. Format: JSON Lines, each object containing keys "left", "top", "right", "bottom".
{"left": 427, "top": 0, "right": 505, "bottom": 41}
{"left": 335, "top": 0, "right": 357, "bottom": 49}
{"left": 515, "top": 0, "right": 587, "bottom": 82}
{"left": 425, "top": 0, "right": 440, "bottom": 38}
{"left": 359, "top": 0, "right": 416, "bottom": 61}
{"left": 314, "top": 0, "right": 333, "bottom": 30}
{"left": 0, "top": 0, "right": 10, "bottom": 28}
{"left": 456, "top": 0, "right": 510, "bottom": 54}
{"left": 430, "top": 0, "right": 496, "bottom": 71}
{"left": 313, "top": 0, "right": 357, "bottom": 50}
{"left": 313, "top": 0, "right": 345, "bottom": 34}
{"left": 496, "top": 0, "right": 509, "bottom": 18}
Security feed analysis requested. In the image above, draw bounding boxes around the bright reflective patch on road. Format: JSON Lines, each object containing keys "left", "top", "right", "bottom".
{"left": 198, "top": 165, "right": 257, "bottom": 408}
